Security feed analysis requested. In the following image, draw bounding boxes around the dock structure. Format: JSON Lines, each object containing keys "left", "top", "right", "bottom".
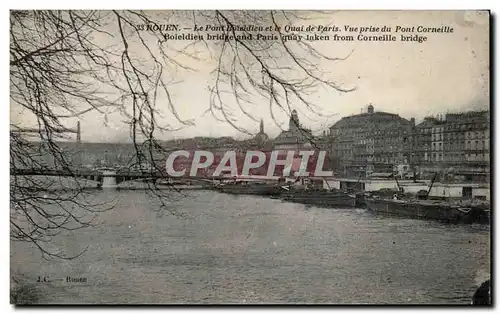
{"left": 322, "top": 177, "right": 490, "bottom": 201}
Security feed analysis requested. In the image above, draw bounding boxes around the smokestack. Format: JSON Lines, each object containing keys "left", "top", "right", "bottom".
{"left": 76, "top": 121, "right": 81, "bottom": 142}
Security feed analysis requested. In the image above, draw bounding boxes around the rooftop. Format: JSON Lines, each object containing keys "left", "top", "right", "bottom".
{"left": 330, "top": 105, "right": 412, "bottom": 130}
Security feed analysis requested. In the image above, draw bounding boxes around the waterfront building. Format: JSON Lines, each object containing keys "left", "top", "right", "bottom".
{"left": 413, "top": 117, "right": 437, "bottom": 165}
{"left": 431, "top": 117, "right": 446, "bottom": 163}
{"left": 416, "top": 110, "right": 490, "bottom": 181}
{"left": 328, "top": 104, "right": 415, "bottom": 177}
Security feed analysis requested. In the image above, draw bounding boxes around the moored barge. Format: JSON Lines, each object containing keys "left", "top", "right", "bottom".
{"left": 213, "top": 181, "right": 283, "bottom": 197}
{"left": 280, "top": 187, "right": 356, "bottom": 208}
{"left": 365, "top": 197, "right": 490, "bottom": 224}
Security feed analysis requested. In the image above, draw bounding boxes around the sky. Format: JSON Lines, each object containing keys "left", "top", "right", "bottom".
{"left": 10, "top": 10, "right": 490, "bottom": 143}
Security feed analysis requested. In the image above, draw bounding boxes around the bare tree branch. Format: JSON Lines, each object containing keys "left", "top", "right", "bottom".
{"left": 10, "top": 9, "right": 352, "bottom": 259}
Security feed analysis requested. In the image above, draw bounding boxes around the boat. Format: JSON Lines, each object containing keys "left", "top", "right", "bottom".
{"left": 364, "top": 172, "right": 490, "bottom": 224}
{"left": 213, "top": 180, "right": 284, "bottom": 197}
{"left": 354, "top": 192, "right": 368, "bottom": 208}
{"left": 280, "top": 185, "right": 356, "bottom": 208}
{"left": 364, "top": 196, "right": 490, "bottom": 224}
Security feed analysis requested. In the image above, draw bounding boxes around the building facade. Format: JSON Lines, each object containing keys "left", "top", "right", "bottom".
{"left": 329, "top": 105, "right": 415, "bottom": 177}
{"left": 416, "top": 110, "right": 490, "bottom": 181}
{"left": 413, "top": 117, "right": 437, "bottom": 165}
{"left": 329, "top": 106, "right": 490, "bottom": 181}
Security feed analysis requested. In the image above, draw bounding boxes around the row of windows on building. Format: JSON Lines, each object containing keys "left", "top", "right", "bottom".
{"left": 430, "top": 130, "right": 489, "bottom": 141}
{"left": 339, "top": 151, "right": 490, "bottom": 164}
{"left": 420, "top": 152, "right": 490, "bottom": 162}
{"left": 419, "top": 122, "right": 488, "bottom": 134}
{"left": 335, "top": 146, "right": 408, "bottom": 156}
{"left": 335, "top": 132, "right": 489, "bottom": 149}
{"left": 335, "top": 138, "right": 406, "bottom": 149}
{"left": 333, "top": 129, "right": 409, "bottom": 137}
{"left": 428, "top": 140, "right": 490, "bottom": 151}
{"left": 341, "top": 152, "right": 490, "bottom": 165}
{"left": 339, "top": 141, "right": 489, "bottom": 154}
{"left": 348, "top": 156, "right": 407, "bottom": 164}
{"left": 444, "top": 122, "right": 489, "bottom": 130}
{"left": 373, "top": 157, "right": 407, "bottom": 164}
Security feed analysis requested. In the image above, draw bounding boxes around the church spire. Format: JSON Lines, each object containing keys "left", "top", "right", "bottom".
{"left": 289, "top": 109, "right": 299, "bottom": 131}
{"left": 254, "top": 118, "right": 269, "bottom": 143}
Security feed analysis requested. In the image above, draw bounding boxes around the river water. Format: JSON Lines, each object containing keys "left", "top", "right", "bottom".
{"left": 10, "top": 189, "right": 490, "bottom": 304}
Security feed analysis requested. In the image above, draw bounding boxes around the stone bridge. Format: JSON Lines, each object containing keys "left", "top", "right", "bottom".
{"left": 10, "top": 167, "right": 225, "bottom": 189}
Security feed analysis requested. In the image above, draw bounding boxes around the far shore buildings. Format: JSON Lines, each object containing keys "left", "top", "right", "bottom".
{"left": 328, "top": 104, "right": 490, "bottom": 182}
{"left": 36, "top": 104, "right": 489, "bottom": 182}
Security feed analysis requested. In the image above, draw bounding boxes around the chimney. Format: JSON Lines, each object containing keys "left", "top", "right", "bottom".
{"left": 76, "top": 121, "right": 81, "bottom": 142}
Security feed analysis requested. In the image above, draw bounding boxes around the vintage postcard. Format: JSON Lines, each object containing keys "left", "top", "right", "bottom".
{"left": 10, "top": 10, "right": 491, "bottom": 305}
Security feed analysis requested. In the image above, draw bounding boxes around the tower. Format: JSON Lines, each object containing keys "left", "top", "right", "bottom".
{"left": 76, "top": 121, "right": 81, "bottom": 143}
{"left": 75, "top": 121, "right": 82, "bottom": 167}
{"left": 289, "top": 110, "right": 300, "bottom": 131}
{"left": 254, "top": 118, "right": 269, "bottom": 144}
